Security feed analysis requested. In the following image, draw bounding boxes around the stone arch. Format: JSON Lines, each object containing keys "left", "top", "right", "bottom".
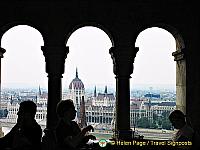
{"left": 154, "top": 24, "right": 185, "bottom": 51}
{"left": 135, "top": 24, "right": 186, "bottom": 113}
{"left": 135, "top": 24, "right": 185, "bottom": 51}
{"left": 64, "top": 22, "right": 115, "bottom": 47}
{"left": 0, "top": 22, "right": 45, "bottom": 45}
{"left": 63, "top": 24, "right": 115, "bottom": 89}
{"left": 0, "top": 24, "right": 46, "bottom": 89}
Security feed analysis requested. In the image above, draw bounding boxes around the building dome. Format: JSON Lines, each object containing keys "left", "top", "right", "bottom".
{"left": 69, "top": 68, "right": 84, "bottom": 90}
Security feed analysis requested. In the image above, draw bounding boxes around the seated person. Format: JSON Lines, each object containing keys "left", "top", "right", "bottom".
{"left": 0, "top": 100, "right": 42, "bottom": 150}
{"left": 169, "top": 110, "right": 200, "bottom": 149}
{"left": 169, "top": 110, "right": 194, "bottom": 142}
{"left": 56, "top": 99, "right": 96, "bottom": 149}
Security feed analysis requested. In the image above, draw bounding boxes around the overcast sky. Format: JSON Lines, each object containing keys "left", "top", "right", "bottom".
{"left": 1, "top": 25, "right": 176, "bottom": 90}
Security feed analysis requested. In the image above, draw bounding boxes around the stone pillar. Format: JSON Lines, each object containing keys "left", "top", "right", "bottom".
{"left": 109, "top": 46, "right": 138, "bottom": 140}
{"left": 0, "top": 47, "right": 6, "bottom": 109}
{"left": 41, "top": 45, "right": 69, "bottom": 150}
{"left": 172, "top": 49, "right": 186, "bottom": 113}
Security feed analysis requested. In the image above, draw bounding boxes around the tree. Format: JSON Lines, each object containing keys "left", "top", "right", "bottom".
{"left": 162, "top": 111, "right": 170, "bottom": 119}
{"left": 4, "top": 109, "right": 8, "bottom": 117}
{"left": 162, "top": 118, "right": 172, "bottom": 130}
{"left": 137, "top": 117, "right": 150, "bottom": 128}
{"left": 150, "top": 120, "right": 158, "bottom": 129}
{"left": 153, "top": 113, "right": 158, "bottom": 121}
{"left": 161, "top": 111, "right": 172, "bottom": 130}
{"left": 0, "top": 109, "right": 8, "bottom": 118}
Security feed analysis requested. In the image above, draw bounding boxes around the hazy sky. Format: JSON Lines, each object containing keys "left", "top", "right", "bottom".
{"left": 1, "top": 25, "right": 176, "bottom": 90}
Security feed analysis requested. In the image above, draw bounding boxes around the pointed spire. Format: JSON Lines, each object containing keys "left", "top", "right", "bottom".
{"left": 94, "top": 86, "right": 97, "bottom": 97}
{"left": 104, "top": 85, "right": 107, "bottom": 94}
{"left": 39, "top": 85, "right": 42, "bottom": 96}
{"left": 76, "top": 67, "right": 78, "bottom": 78}
{"left": 35, "top": 95, "right": 38, "bottom": 104}
{"left": 10, "top": 95, "right": 13, "bottom": 104}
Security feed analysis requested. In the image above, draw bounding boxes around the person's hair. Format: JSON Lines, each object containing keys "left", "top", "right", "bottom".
{"left": 56, "top": 99, "right": 75, "bottom": 118}
{"left": 18, "top": 100, "right": 37, "bottom": 117}
{"left": 169, "top": 109, "right": 185, "bottom": 121}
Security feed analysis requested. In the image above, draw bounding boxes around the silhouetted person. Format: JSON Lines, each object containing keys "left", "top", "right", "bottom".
{"left": 55, "top": 99, "right": 96, "bottom": 150}
{"left": 169, "top": 110, "right": 200, "bottom": 149}
{"left": 0, "top": 100, "right": 42, "bottom": 150}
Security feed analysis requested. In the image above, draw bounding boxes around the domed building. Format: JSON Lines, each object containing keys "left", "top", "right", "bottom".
{"left": 69, "top": 68, "right": 84, "bottom": 91}
{"left": 68, "top": 68, "right": 85, "bottom": 122}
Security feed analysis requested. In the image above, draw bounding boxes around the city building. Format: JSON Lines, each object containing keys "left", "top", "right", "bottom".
{"left": 67, "top": 68, "right": 85, "bottom": 125}
{"left": 130, "top": 98, "right": 176, "bottom": 128}
{"left": 67, "top": 69, "right": 115, "bottom": 128}
{"left": 5, "top": 87, "right": 47, "bottom": 123}
{"left": 85, "top": 86, "right": 115, "bottom": 129}
{"left": 151, "top": 101, "right": 176, "bottom": 116}
{"left": 130, "top": 98, "right": 144, "bottom": 127}
{"left": 0, "top": 1, "right": 199, "bottom": 146}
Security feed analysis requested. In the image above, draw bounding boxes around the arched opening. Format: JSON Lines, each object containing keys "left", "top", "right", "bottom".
{"left": 63, "top": 26, "right": 115, "bottom": 139}
{"left": 132, "top": 27, "right": 177, "bottom": 140}
{"left": 0, "top": 25, "right": 46, "bottom": 135}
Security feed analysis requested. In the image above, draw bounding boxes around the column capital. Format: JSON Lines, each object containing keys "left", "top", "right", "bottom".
{"left": 42, "top": 45, "right": 69, "bottom": 58}
{"left": 41, "top": 45, "right": 69, "bottom": 78}
{"left": 109, "top": 46, "right": 139, "bottom": 77}
{"left": 172, "top": 49, "right": 185, "bottom": 61}
{"left": 0, "top": 47, "right": 6, "bottom": 58}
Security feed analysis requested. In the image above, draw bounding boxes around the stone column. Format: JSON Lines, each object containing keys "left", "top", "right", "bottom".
{"left": 0, "top": 47, "right": 6, "bottom": 109}
{"left": 172, "top": 49, "right": 186, "bottom": 113}
{"left": 41, "top": 45, "right": 69, "bottom": 150}
{"left": 109, "top": 46, "right": 138, "bottom": 140}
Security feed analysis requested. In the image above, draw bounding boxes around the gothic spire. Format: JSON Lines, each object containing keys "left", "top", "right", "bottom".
{"left": 76, "top": 67, "right": 78, "bottom": 78}
{"left": 39, "top": 85, "right": 42, "bottom": 96}
{"left": 104, "top": 85, "right": 107, "bottom": 94}
{"left": 94, "top": 86, "right": 97, "bottom": 97}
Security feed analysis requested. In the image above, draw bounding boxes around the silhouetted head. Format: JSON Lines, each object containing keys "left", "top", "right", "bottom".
{"left": 17, "top": 100, "right": 37, "bottom": 117}
{"left": 17, "top": 101, "right": 37, "bottom": 126}
{"left": 56, "top": 99, "right": 76, "bottom": 120}
{"left": 169, "top": 110, "right": 186, "bottom": 129}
